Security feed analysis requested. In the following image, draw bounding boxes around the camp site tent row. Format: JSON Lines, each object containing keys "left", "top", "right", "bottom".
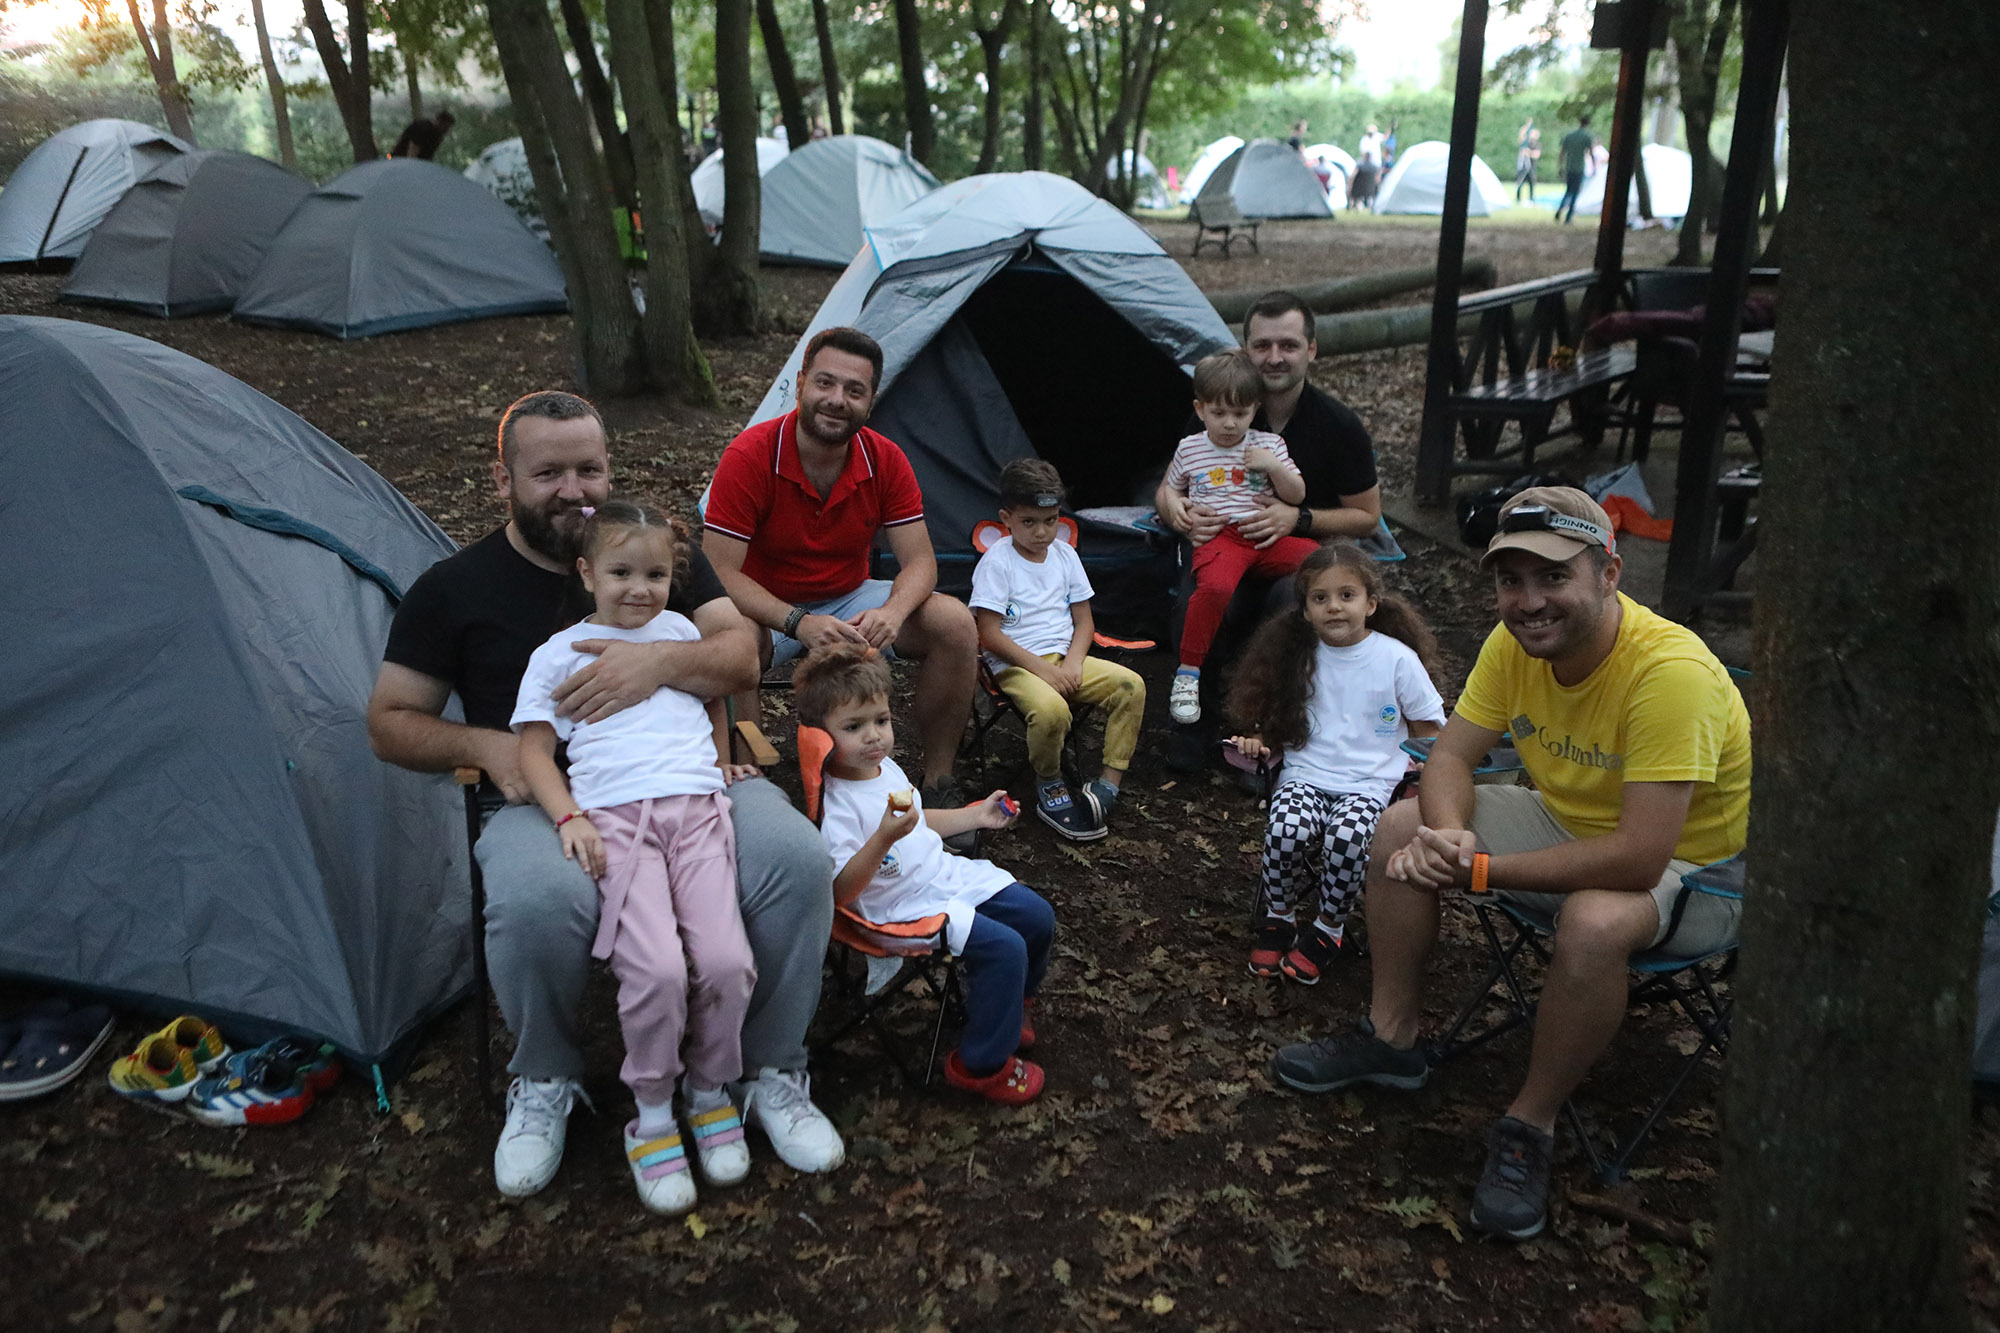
{"left": 741, "top": 171, "right": 1236, "bottom": 627}
{"left": 0, "top": 315, "right": 467, "bottom": 1069}
{"left": 1111, "top": 150, "right": 1172, "bottom": 210}
{"left": 61, "top": 150, "right": 314, "bottom": 317}
{"left": 0, "top": 118, "right": 190, "bottom": 266}
{"left": 1373, "top": 139, "right": 1513, "bottom": 216}
{"left": 754, "top": 135, "right": 942, "bottom": 268}
{"left": 1574, "top": 142, "right": 1695, "bottom": 221}
{"left": 689, "top": 135, "right": 791, "bottom": 228}
{"left": 1303, "top": 143, "right": 1356, "bottom": 208}
{"left": 1177, "top": 136, "right": 1243, "bottom": 204}
{"left": 1194, "top": 139, "right": 1335, "bottom": 220}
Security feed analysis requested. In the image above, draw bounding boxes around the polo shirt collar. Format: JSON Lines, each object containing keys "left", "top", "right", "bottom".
{"left": 777, "top": 411, "right": 874, "bottom": 508}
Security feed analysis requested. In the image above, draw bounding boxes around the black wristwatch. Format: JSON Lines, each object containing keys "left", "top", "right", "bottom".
{"left": 1293, "top": 506, "right": 1315, "bottom": 537}
{"left": 781, "top": 605, "right": 807, "bottom": 638}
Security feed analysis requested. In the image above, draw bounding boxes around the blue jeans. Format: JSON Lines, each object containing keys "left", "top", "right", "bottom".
{"left": 958, "top": 883, "right": 1055, "bottom": 1075}
{"left": 1555, "top": 170, "right": 1585, "bottom": 222}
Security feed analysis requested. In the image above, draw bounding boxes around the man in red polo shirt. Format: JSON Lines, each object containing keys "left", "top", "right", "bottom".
{"left": 705, "top": 326, "right": 979, "bottom": 807}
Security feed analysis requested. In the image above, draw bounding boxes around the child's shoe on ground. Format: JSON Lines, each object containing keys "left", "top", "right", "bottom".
{"left": 107, "top": 1016, "right": 230, "bottom": 1103}
{"left": 1248, "top": 917, "right": 1296, "bottom": 979}
{"left": 943, "top": 1051, "right": 1045, "bottom": 1105}
{"left": 1034, "top": 778, "right": 1104, "bottom": 842}
{"left": 1085, "top": 780, "right": 1119, "bottom": 823}
{"left": 0, "top": 999, "right": 114, "bottom": 1102}
{"left": 1281, "top": 925, "right": 1344, "bottom": 986}
{"left": 261, "top": 1036, "right": 341, "bottom": 1094}
{"left": 682, "top": 1087, "right": 751, "bottom": 1186}
{"left": 1169, "top": 670, "right": 1202, "bottom": 724}
{"left": 185, "top": 1040, "right": 315, "bottom": 1126}
{"left": 624, "top": 1122, "right": 699, "bottom": 1214}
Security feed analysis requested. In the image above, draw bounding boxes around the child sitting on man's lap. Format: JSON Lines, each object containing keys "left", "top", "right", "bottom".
{"left": 1159, "top": 347, "right": 1320, "bottom": 725}
{"left": 970, "top": 458, "right": 1146, "bottom": 841}
{"left": 795, "top": 645, "right": 1055, "bottom": 1104}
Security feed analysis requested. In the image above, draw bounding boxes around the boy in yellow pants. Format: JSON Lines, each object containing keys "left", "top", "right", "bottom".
{"left": 970, "top": 459, "right": 1147, "bottom": 841}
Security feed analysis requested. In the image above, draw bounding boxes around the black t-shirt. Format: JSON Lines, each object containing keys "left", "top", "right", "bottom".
{"left": 1182, "top": 383, "right": 1378, "bottom": 510}
{"left": 383, "top": 528, "right": 730, "bottom": 733}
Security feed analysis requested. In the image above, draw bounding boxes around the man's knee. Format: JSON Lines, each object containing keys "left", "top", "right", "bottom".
{"left": 1365, "top": 797, "right": 1425, "bottom": 883}
{"left": 479, "top": 811, "right": 596, "bottom": 945}
{"left": 729, "top": 779, "right": 833, "bottom": 920}
{"left": 915, "top": 593, "right": 978, "bottom": 655}
{"left": 1553, "top": 891, "right": 1657, "bottom": 965}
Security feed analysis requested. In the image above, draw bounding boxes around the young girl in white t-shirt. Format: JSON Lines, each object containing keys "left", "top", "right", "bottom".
{"left": 1228, "top": 543, "right": 1446, "bottom": 985}
{"left": 512, "top": 501, "right": 758, "bottom": 1217}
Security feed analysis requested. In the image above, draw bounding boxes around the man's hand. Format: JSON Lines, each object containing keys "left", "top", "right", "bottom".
{"left": 1182, "top": 501, "right": 1226, "bottom": 547}
{"left": 849, "top": 605, "right": 906, "bottom": 650}
{"left": 476, "top": 729, "right": 534, "bottom": 805}
{"left": 1040, "top": 658, "right": 1083, "bottom": 697}
{"left": 798, "top": 613, "right": 868, "bottom": 649}
{"left": 1238, "top": 496, "right": 1302, "bottom": 550}
{"left": 555, "top": 639, "right": 662, "bottom": 725}
{"left": 1387, "top": 825, "right": 1478, "bottom": 891}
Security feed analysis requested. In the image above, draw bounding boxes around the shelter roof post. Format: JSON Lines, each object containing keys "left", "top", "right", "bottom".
{"left": 1414, "top": 0, "right": 1491, "bottom": 505}
{"left": 1662, "top": 0, "right": 1790, "bottom": 620}
{"left": 1587, "top": 0, "right": 1660, "bottom": 320}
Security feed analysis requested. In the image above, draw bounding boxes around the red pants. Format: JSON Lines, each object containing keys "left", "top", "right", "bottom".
{"left": 1182, "top": 527, "right": 1320, "bottom": 667}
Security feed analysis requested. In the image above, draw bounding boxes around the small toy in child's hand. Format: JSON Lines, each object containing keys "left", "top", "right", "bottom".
{"left": 888, "top": 789, "right": 914, "bottom": 814}
{"left": 998, "top": 795, "right": 1020, "bottom": 820}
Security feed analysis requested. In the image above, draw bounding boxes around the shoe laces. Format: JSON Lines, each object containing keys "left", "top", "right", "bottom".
{"left": 1488, "top": 1121, "right": 1551, "bottom": 1194}
{"left": 754, "top": 1069, "right": 819, "bottom": 1129}
{"left": 505, "top": 1077, "right": 589, "bottom": 1142}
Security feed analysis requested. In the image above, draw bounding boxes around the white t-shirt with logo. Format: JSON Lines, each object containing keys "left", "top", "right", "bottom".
{"left": 1165, "top": 428, "right": 1301, "bottom": 527}
{"left": 511, "top": 611, "right": 724, "bottom": 810}
{"left": 818, "top": 757, "right": 1014, "bottom": 953}
{"left": 1281, "top": 632, "right": 1446, "bottom": 805}
{"left": 969, "top": 534, "right": 1094, "bottom": 673}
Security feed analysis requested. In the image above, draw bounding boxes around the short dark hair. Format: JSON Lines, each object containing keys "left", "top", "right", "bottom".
{"left": 793, "top": 644, "right": 894, "bottom": 726}
{"left": 1242, "top": 291, "right": 1316, "bottom": 344}
{"left": 1191, "top": 348, "right": 1263, "bottom": 408}
{"left": 803, "top": 327, "right": 884, "bottom": 391}
{"left": 1579, "top": 114, "right": 1593, "bottom": 127}
{"left": 998, "top": 457, "right": 1066, "bottom": 510}
{"left": 497, "top": 390, "right": 603, "bottom": 472}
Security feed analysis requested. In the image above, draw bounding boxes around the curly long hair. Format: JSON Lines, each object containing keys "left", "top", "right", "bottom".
{"left": 1227, "top": 543, "right": 1439, "bottom": 751}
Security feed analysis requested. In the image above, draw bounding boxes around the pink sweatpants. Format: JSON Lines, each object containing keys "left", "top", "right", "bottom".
{"left": 590, "top": 792, "right": 756, "bottom": 1104}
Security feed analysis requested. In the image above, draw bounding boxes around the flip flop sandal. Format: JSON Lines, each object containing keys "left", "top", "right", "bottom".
{"left": 0, "top": 1001, "right": 115, "bottom": 1101}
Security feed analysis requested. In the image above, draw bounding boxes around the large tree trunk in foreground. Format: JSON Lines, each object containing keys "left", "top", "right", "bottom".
{"left": 809, "top": 0, "right": 843, "bottom": 134}
{"left": 557, "top": 0, "right": 637, "bottom": 214}
{"left": 755, "top": 0, "right": 810, "bottom": 150}
{"left": 302, "top": 0, "right": 376, "bottom": 160}
{"left": 891, "top": 0, "right": 934, "bottom": 163}
{"left": 705, "top": 0, "right": 762, "bottom": 333}
{"left": 1710, "top": 2, "right": 2000, "bottom": 1329}
{"left": 248, "top": 0, "right": 294, "bottom": 167}
{"left": 123, "top": 0, "right": 196, "bottom": 142}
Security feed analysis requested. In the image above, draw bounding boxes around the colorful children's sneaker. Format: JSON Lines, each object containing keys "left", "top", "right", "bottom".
{"left": 1248, "top": 917, "right": 1296, "bottom": 979}
{"left": 682, "top": 1091, "right": 751, "bottom": 1186}
{"left": 624, "top": 1122, "right": 699, "bottom": 1215}
{"left": 1281, "top": 926, "right": 1344, "bottom": 986}
{"left": 261, "top": 1037, "right": 342, "bottom": 1095}
{"left": 185, "top": 1042, "right": 315, "bottom": 1126}
{"left": 943, "top": 1051, "right": 1045, "bottom": 1105}
{"left": 1034, "top": 778, "right": 1105, "bottom": 842}
{"left": 107, "top": 1016, "right": 231, "bottom": 1103}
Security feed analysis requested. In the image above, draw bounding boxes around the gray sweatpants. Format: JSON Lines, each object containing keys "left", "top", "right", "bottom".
{"left": 476, "top": 776, "right": 833, "bottom": 1081}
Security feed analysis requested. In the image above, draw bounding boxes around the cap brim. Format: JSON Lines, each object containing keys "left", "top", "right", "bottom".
{"left": 1480, "top": 530, "right": 1590, "bottom": 567}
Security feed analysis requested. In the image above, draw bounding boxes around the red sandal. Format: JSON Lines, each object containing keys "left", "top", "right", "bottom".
{"left": 943, "top": 1050, "right": 1045, "bottom": 1105}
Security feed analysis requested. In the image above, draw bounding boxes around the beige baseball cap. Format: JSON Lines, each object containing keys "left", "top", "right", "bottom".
{"left": 1480, "top": 486, "right": 1616, "bottom": 566}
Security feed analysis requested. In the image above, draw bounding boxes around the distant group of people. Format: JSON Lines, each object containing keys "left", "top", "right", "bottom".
{"left": 366, "top": 287, "right": 1750, "bottom": 1242}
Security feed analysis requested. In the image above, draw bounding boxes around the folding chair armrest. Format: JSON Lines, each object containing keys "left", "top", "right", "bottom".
{"left": 732, "top": 720, "right": 781, "bottom": 768}
{"left": 1679, "top": 854, "right": 1746, "bottom": 900}
{"left": 454, "top": 766, "right": 483, "bottom": 786}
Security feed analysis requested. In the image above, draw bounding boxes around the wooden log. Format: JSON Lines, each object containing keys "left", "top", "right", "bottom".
{"left": 1209, "top": 258, "right": 1497, "bottom": 326}
{"left": 1313, "top": 290, "right": 1584, "bottom": 358}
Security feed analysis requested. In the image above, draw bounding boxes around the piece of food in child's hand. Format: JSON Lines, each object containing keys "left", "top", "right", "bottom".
{"left": 998, "top": 795, "right": 1021, "bottom": 820}
{"left": 888, "top": 789, "right": 914, "bottom": 813}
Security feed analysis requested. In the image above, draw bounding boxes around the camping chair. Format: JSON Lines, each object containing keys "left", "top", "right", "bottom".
{"left": 1427, "top": 855, "right": 1745, "bottom": 1183}
{"left": 794, "top": 724, "right": 965, "bottom": 1087}
{"left": 453, "top": 766, "right": 499, "bottom": 1105}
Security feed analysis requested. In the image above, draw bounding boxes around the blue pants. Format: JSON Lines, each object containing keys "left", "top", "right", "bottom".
{"left": 959, "top": 883, "right": 1055, "bottom": 1076}
{"left": 1556, "top": 170, "right": 1585, "bottom": 222}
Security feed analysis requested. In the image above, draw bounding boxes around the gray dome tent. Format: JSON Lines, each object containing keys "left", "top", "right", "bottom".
{"left": 462, "top": 136, "right": 548, "bottom": 240}
{"left": 759, "top": 134, "right": 941, "bottom": 267}
{"left": 61, "top": 150, "right": 314, "bottom": 317}
{"left": 234, "top": 158, "right": 567, "bottom": 338}
{"left": 0, "top": 316, "right": 467, "bottom": 1068}
{"left": 743, "top": 172, "right": 1235, "bottom": 623}
{"left": 0, "top": 118, "right": 191, "bottom": 266}
{"left": 1193, "top": 138, "right": 1334, "bottom": 220}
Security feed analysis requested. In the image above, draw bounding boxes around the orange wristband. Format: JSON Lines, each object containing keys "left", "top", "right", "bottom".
{"left": 1470, "top": 852, "right": 1490, "bottom": 894}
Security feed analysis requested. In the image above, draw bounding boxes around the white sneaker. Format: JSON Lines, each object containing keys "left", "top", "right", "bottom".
{"left": 681, "top": 1089, "right": 751, "bottom": 1186}
{"left": 739, "top": 1067, "right": 845, "bottom": 1173}
{"left": 1169, "top": 672, "right": 1202, "bottom": 724}
{"left": 624, "top": 1120, "right": 698, "bottom": 1215}
{"left": 493, "top": 1076, "right": 588, "bottom": 1198}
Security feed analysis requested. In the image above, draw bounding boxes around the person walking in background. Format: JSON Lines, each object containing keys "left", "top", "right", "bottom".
{"left": 1554, "top": 114, "right": 1595, "bottom": 224}
{"left": 389, "top": 110, "right": 455, "bottom": 160}
{"left": 1352, "top": 123, "right": 1385, "bottom": 211}
{"left": 1516, "top": 127, "right": 1542, "bottom": 203}
{"left": 1288, "top": 120, "right": 1309, "bottom": 156}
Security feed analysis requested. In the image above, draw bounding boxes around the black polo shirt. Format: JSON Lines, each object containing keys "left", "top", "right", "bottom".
{"left": 1253, "top": 383, "right": 1377, "bottom": 507}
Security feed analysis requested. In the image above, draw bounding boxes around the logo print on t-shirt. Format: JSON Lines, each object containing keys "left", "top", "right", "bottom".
{"left": 1002, "top": 600, "right": 1020, "bottom": 628}
{"left": 878, "top": 849, "right": 901, "bottom": 878}
{"left": 1511, "top": 713, "right": 1535, "bottom": 742}
{"left": 1374, "top": 704, "right": 1400, "bottom": 735}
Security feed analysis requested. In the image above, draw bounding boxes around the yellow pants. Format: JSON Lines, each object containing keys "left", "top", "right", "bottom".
{"left": 992, "top": 654, "right": 1146, "bottom": 781}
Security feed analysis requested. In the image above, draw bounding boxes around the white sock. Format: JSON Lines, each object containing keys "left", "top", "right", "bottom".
{"left": 635, "top": 1095, "right": 675, "bottom": 1138}
{"left": 682, "top": 1083, "right": 731, "bottom": 1115}
{"left": 1316, "top": 920, "right": 1346, "bottom": 945}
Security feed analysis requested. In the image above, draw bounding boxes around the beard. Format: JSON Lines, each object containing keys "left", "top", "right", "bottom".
{"left": 513, "top": 497, "right": 587, "bottom": 565}
{"left": 799, "top": 401, "right": 864, "bottom": 449}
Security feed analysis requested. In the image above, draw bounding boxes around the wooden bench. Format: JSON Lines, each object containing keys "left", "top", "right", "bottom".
{"left": 1190, "top": 197, "right": 1259, "bottom": 258}
{"left": 1445, "top": 344, "right": 1638, "bottom": 473}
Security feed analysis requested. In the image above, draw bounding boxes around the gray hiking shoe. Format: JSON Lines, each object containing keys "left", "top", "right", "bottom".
{"left": 1269, "top": 1017, "right": 1430, "bottom": 1094}
{"left": 1469, "top": 1116, "right": 1556, "bottom": 1241}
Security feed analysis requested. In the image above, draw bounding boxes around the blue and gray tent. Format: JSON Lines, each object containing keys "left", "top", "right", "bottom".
{"left": 0, "top": 119, "right": 191, "bottom": 267}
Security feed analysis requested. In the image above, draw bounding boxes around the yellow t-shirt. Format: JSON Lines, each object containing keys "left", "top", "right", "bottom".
{"left": 1455, "top": 594, "right": 1750, "bottom": 865}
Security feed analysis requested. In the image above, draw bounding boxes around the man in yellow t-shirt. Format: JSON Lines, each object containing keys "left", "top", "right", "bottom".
{"left": 1270, "top": 487, "right": 1750, "bottom": 1242}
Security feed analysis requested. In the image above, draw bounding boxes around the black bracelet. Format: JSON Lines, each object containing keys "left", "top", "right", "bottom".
{"left": 781, "top": 606, "right": 807, "bottom": 638}
{"left": 1293, "top": 505, "right": 1315, "bottom": 537}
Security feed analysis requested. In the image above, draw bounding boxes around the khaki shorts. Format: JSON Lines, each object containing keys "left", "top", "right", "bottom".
{"left": 1470, "top": 786, "right": 1741, "bottom": 959}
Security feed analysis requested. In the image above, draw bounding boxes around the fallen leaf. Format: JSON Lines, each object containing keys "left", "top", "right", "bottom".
{"left": 187, "top": 1152, "right": 255, "bottom": 1180}
{"left": 400, "top": 1110, "right": 426, "bottom": 1135}
{"left": 220, "top": 1276, "right": 256, "bottom": 1301}
{"left": 686, "top": 1213, "right": 709, "bottom": 1239}
{"left": 34, "top": 1196, "right": 77, "bottom": 1223}
{"left": 1051, "top": 1258, "right": 1071, "bottom": 1286}
{"left": 1145, "top": 1294, "right": 1175, "bottom": 1315}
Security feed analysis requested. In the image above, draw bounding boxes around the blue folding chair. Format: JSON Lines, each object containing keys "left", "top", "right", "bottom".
{"left": 1428, "top": 856, "right": 1745, "bottom": 1182}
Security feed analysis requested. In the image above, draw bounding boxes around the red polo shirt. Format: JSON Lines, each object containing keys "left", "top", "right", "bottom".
{"left": 705, "top": 412, "right": 926, "bottom": 604}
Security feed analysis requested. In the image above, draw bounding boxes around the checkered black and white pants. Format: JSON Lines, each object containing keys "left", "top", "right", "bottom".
{"left": 1259, "top": 781, "right": 1386, "bottom": 932}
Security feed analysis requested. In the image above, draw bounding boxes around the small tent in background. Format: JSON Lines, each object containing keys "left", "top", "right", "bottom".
{"left": 1178, "top": 136, "right": 1243, "bottom": 203}
{"left": 1372, "top": 139, "right": 1512, "bottom": 216}
{"left": 0, "top": 119, "right": 190, "bottom": 266}
{"left": 759, "top": 135, "right": 941, "bottom": 266}
{"left": 690, "top": 136, "right": 789, "bottom": 230}
{"left": 1111, "top": 149, "right": 1172, "bottom": 210}
{"left": 463, "top": 136, "right": 548, "bottom": 240}
{"left": 1574, "top": 142, "right": 1694, "bottom": 221}
{"left": 234, "top": 159, "right": 567, "bottom": 338}
{"left": 62, "top": 151, "right": 314, "bottom": 317}
{"left": 0, "top": 316, "right": 465, "bottom": 1069}
{"left": 1303, "top": 142, "right": 1355, "bottom": 207}
{"left": 1194, "top": 139, "right": 1335, "bottom": 220}
{"left": 741, "top": 172, "right": 1235, "bottom": 629}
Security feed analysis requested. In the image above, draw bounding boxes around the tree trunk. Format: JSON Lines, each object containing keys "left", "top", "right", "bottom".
{"left": 1633, "top": 145, "right": 1654, "bottom": 220}
{"left": 302, "top": 0, "right": 376, "bottom": 160}
{"left": 891, "top": 0, "right": 934, "bottom": 163}
{"left": 1022, "top": 0, "right": 1044, "bottom": 170}
{"left": 972, "top": 1, "right": 1020, "bottom": 174}
{"left": 403, "top": 50, "right": 424, "bottom": 120}
{"left": 633, "top": 0, "right": 720, "bottom": 299}
{"left": 1670, "top": 0, "right": 1736, "bottom": 264}
{"left": 121, "top": 0, "right": 196, "bottom": 142}
{"left": 755, "top": 0, "right": 810, "bottom": 149}
{"left": 249, "top": 0, "right": 294, "bottom": 168}
{"left": 809, "top": 0, "right": 843, "bottom": 134}
{"left": 1710, "top": 3, "right": 2000, "bottom": 1329}
{"left": 558, "top": 0, "right": 637, "bottom": 214}
{"left": 706, "top": 0, "right": 762, "bottom": 333}
{"left": 486, "top": 0, "right": 649, "bottom": 396}
{"left": 1757, "top": 206, "right": 1783, "bottom": 265}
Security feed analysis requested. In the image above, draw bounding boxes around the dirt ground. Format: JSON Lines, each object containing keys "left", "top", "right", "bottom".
{"left": 6, "top": 214, "right": 1998, "bottom": 1333}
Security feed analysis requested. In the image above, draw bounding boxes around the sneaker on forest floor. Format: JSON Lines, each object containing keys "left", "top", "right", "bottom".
{"left": 494, "top": 1076, "right": 589, "bottom": 1198}
{"left": 1281, "top": 926, "right": 1344, "bottom": 986}
{"left": 1469, "top": 1116, "right": 1556, "bottom": 1241}
{"left": 1169, "top": 671, "right": 1202, "bottom": 725}
{"left": 943, "top": 1050, "right": 1044, "bottom": 1105}
{"left": 624, "top": 1121, "right": 698, "bottom": 1215}
{"left": 1269, "top": 1017, "right": 1430, "bottom": 1094}
{"left": 682, "top": 1089, "right": 751, "bottom": 1186}
{"left": 1248, "top": 918, "right": 1296, "bottom": 979}
{"left": 185, "top": 1041, "right": 316, "bottom": 1127}
{"left": 1086, "top": 779, "right": 1120, "bottom": 821}
{"left": 107, "top": 1016, "right": 231, "bottom": 1104}
{"left": 1034, "top": 778, "right": 1105, "bottom": 842}
{"left": 738, "top": 1067, "right": 845, "bottom": 1173}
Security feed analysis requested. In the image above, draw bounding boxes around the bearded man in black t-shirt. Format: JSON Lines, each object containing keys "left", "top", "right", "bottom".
{"left": 368, "top": 391, "right": 844, "bottom": 1200}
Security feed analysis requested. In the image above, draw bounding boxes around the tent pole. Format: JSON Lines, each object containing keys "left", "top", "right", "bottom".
{"left": 37, "top": 148, "right": 90, "bottom": 263}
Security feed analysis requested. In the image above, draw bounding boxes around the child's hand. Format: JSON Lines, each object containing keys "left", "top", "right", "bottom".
{"left": 560, "top": 816, "right": 606, "bottom": 878}
{"left": 1242, "top": 445, "right": 1282, "bottom": 474}
{"left": 721, "top": 763, "right": 761, "bottom": 785}
{"left": 973, "top": 790, "right": 1020, "bottom": 830}
{"left": 1229, "top": 734, "right": 1270, "bottom": 761}
{"left": 1040, "top": 659, "right": 1084, "bottom": 697}
{"left": 876, "top": 794, "right": 921, "bottom": 844}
